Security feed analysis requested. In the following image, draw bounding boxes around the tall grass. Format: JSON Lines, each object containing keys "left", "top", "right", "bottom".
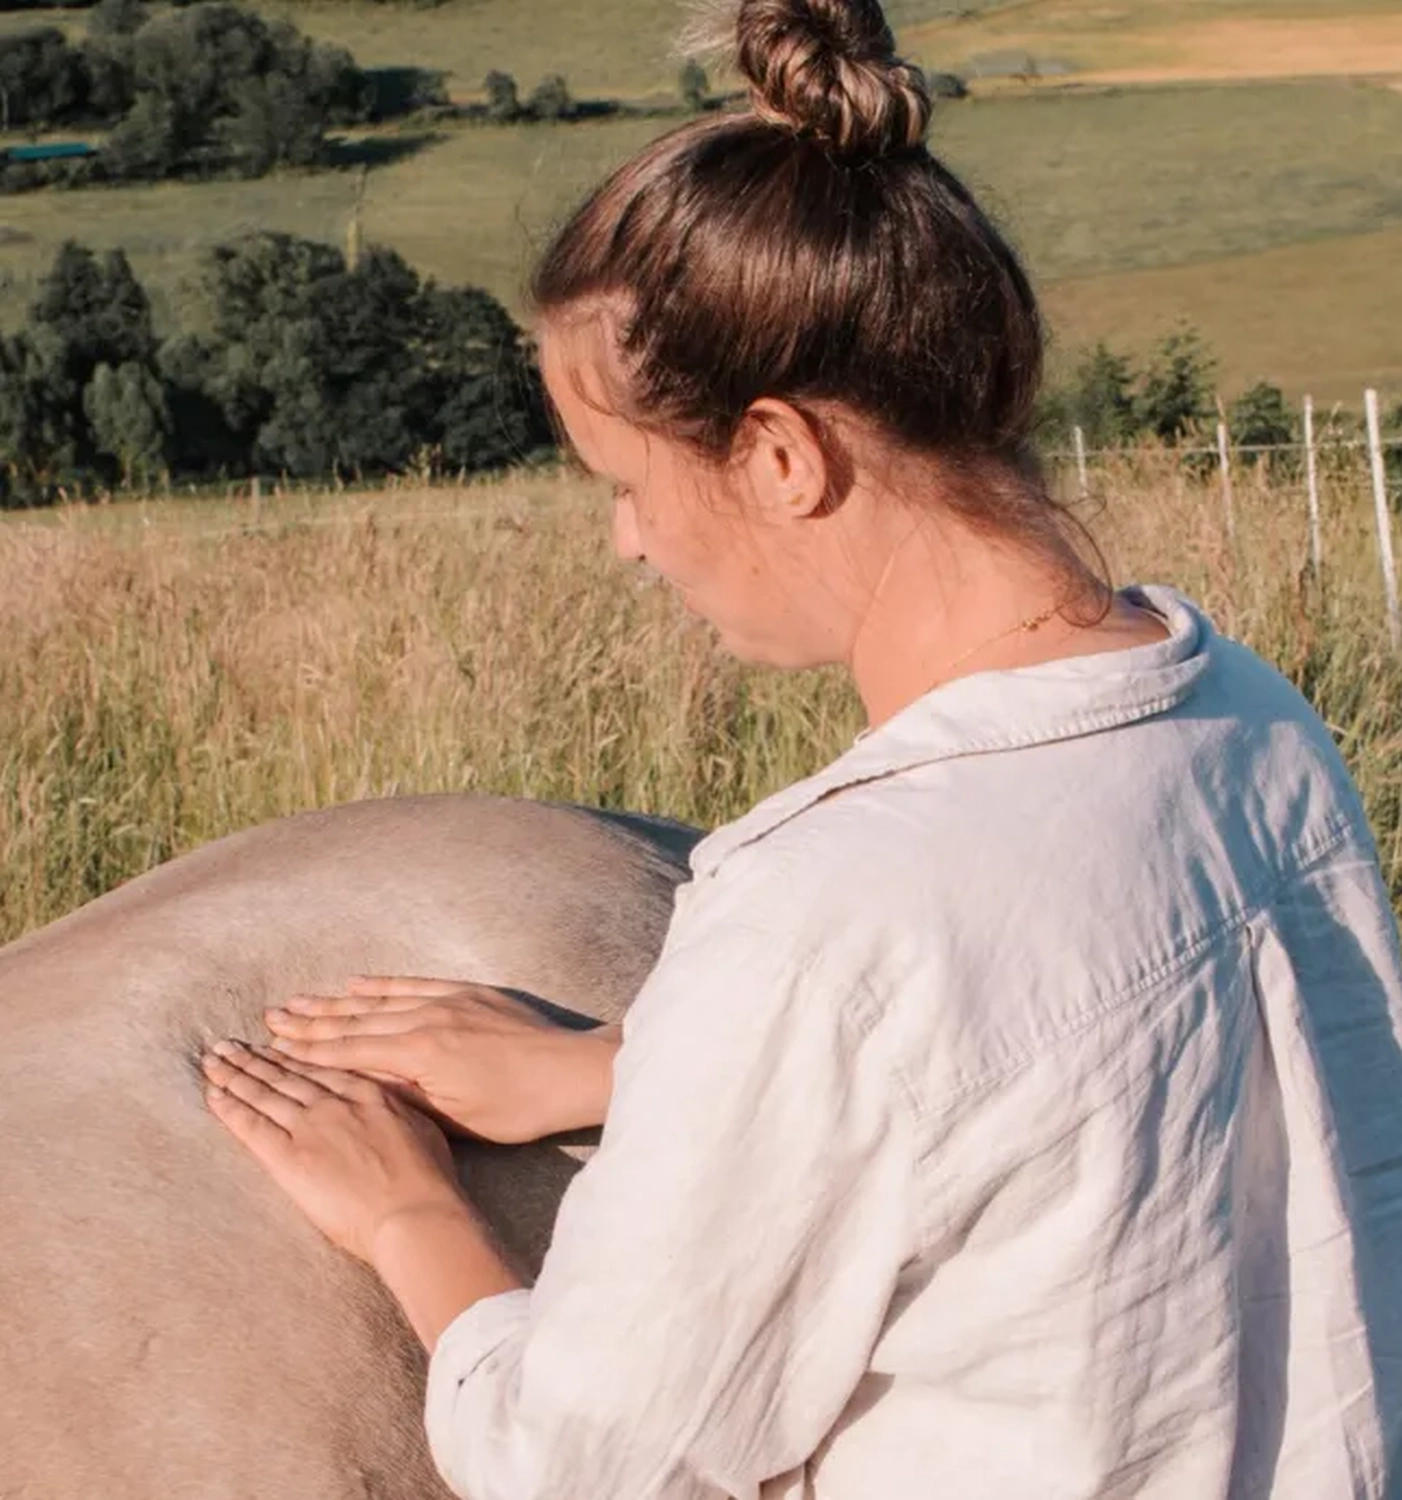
{"left": 1, "top": 457, "right": 1399, "bottom": 943}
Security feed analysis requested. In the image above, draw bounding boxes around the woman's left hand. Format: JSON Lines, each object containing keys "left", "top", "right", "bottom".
{"left": 201, "top": 1040, "right": 465, "bottom": 1265}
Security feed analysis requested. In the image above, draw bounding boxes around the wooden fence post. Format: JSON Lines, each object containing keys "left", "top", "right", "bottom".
{"left": 1364, "top": 388, "right": 1400, "bottom": 649}
{"left": 1303, "top": 394, "right": 1322, "bottom": 575}
{"left": 1216, "top": 421, "right": 1236, "bottom": 543}
{"left": 1073, "top": 425, "right": 1089, "bottom": 500}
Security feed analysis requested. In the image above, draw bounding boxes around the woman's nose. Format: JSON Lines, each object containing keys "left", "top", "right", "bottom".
{"left": 612, "top": 494, "right": 644, "bottom": 563}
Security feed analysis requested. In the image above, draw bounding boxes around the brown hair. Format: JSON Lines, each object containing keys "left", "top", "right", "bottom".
{"left": 531, "top": 0, "right": 1099, "bottom": 581}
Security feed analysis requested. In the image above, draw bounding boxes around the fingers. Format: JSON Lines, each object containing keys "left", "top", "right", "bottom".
{"left": 280, "top": 992, "right": 425, "bottom": 1018}
{"left": 267, "top": 1031, "right": 418, "bottom": 1081}
{"left": 242, "top": 1044, "right": 387, "bottom": 1103}
{"left": 267, "top": 1008, "right": 429, "bottom": 1042}
{"left": 203, "top": 1046, "right": 315, "bottom": 1131}
{"left": 207, "top": 1041, "right": 325, "bottom": 1104}
{"left": 203, "top": 1039, "right": 385, "bottom": 1121}
{"left": 263, "top": 1044, "right": 407, "bottom": 1092}
{"left": 345, "top": 976, "right": 469, "bottom": 998}
{"left": 206, "top": 1083, "right": 292, "bottom": 1149}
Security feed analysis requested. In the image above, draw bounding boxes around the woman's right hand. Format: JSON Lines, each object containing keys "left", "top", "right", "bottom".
{"left": 264, "top": 977, "right": 620, "bottom": 1145}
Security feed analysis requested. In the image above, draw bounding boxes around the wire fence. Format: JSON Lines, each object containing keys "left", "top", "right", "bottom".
{"left": 15, "top": 387, "right": 1402, "bottom": 648}
{"left": 1048, "top": 388, "right": 1402, "bottom": 649}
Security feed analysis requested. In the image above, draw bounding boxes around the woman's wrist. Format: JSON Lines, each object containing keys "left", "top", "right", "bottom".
{"left": 552, "top": 1023, "right": 620, "bottom": 1135}
{"left": 371, "top": 1195, "right": 523, "bottom": 1350}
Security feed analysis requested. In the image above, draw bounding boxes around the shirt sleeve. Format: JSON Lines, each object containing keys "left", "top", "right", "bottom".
{"left": 423, "top": 854, "right": 916, "bottom": 1500}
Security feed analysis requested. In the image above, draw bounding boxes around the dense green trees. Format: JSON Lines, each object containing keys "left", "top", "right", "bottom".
{"left": 0, "top": 244, "right": 161, "bottom": 495}
{"left": 0, "top": 237, "right": 551, "bottom": 504}
{"left": 0, "top": 1, "right": 370, "bottom": 188}
{"left": 1229, "top": 381, "right": 1296, "bottom": 452}
{"left": 1044, "top": 329, "right": 1237, "bottom": 449}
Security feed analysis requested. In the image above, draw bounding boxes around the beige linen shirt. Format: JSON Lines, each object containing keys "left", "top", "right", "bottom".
{"left": 425, "top": 584, "right": 1402, "bottom": 1499}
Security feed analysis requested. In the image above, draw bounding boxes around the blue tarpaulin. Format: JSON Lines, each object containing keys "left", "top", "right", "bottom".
{"left": 4, "top": 142, "right": 96, "bottom": 162}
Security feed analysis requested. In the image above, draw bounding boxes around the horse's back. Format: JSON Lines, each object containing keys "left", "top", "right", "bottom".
{"left": 0, "top": 795, "right": 697, "bottom": 1498}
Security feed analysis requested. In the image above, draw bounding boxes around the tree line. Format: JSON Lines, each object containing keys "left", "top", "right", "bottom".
{"left": 0, "top": 0, "right": 382, "bottom": 188}
{"left": 4, "top": 237, "right": 1391, "bottom": 507}
{"left": 1039, "top": 331, "right": 1291, "bottom": 452}
{"left": 1041, "top": 333, "right": 1401, "bottom": 484}
{"left": 0, "top": 237, "right": 550, "bottom": 505}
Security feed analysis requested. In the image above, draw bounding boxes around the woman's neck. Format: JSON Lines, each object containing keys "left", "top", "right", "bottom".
{"left": 846, "top": 516, "right": 1154, "bottom": 730}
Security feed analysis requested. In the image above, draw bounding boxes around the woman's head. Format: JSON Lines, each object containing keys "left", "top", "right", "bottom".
{"left": 532, "top": 0, "right": 1095, "bottom": 666}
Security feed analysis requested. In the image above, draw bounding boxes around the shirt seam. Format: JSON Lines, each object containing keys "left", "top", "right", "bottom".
{"left": 913, "top": 809, "right": 1359, "bottom": 1131}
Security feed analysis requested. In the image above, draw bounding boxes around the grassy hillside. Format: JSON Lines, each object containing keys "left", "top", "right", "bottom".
{"left": 2, "top": 456, "right": 1399, "bottom": 941}
{"left": 1042, "top": 225, "right": 1402, "bottom": 399}
{"left": 0, "top": 1, "right": 1398, "bottom": 402}
{"left": 906, "top": 0, "right": 1402, "bottom": 83}
{"left": 4, "top": 69, "right": 1400, "bottom": 403}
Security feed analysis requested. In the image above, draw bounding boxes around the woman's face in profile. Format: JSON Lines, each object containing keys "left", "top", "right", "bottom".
{"left": 538, "top": 321, "right": 820, "bottom": 667}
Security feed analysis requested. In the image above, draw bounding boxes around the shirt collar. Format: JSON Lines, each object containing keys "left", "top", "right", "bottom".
{"left": 690, "top": 584, "right": 1212, "bottom": 878}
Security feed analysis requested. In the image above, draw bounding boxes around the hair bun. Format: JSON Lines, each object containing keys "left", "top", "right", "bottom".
{"left": 735, "top": 0, "right": 931, "bottom": 156}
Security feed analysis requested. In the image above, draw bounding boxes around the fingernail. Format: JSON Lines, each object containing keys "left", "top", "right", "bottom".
{"left": 210, "top": 1040, "right": 236, "bottom": 1058}
{"left": 265, "top": 1007, "right": 288, "bottom": 1021}
{"left": 268, "top": 1038, "right": 291, "bottom": 1052}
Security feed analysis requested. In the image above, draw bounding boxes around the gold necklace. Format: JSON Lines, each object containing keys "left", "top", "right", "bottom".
{"left": 935, "top": 600, "right": 1064, "bottom": 684}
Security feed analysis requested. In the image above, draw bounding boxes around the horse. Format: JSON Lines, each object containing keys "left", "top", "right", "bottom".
{"left": 0, "top": 794, "right": 698, "bottom": 1499}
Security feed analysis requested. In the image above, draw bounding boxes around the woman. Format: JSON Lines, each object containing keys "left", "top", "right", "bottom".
{"left": 202, "top": 1, "right": 1402, "bottom": 1494}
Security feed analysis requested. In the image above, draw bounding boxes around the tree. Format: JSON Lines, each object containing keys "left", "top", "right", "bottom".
{"left": 2, "top": 233, "right": 550, "bottom": 496}
{"left": 527, "top": 73, "right": 572, "bottom": 122}
{"left": 483, "top": 68, "right": 519, "bottom": 122}
{"left": 678, "top": 58, "right": 708, "bottom": 112}
{"left": 223, "top": 71, "right": 321, "bottom": 173}
{"left": 126, "top": 2, "right": 369, "bottom": 177}
{"left": 83, "top": 359, "right": 169, "bottom": 486}
{"left": 80, "top": 33, "right": 138, "bottom": 121}
{"left": 102, "top": 90, "right": 184, "bottom": 179}
{"left": 20, "top": 242, "right": 161, "bottom": 484}
{"left": 0, "top": 27, "right": 86, "bottom": 129}
{"left": 177, "top": 231, "right": 549, "bottom": 481}
{"left": 1067, "top": 343, "right": 1140, "bottom": 448}
{"left": 413, "top": 281, "right": 550, "bottom": 473}
{"left": 32, "top": 241, "right": 157, "bottom": 376}
{"left": 1135, "top": 329, "right": 1215, "bottom": 444}
{"left": 1229, "top": 381, "right": 1294, "bottom": 462}
{"left": 0, "top": 333, "right": 54, "bottom": 504}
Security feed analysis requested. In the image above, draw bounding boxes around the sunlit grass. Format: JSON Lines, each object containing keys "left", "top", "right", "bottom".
{"left": 2, "top": 456, "right": 1399, "bottom": 942}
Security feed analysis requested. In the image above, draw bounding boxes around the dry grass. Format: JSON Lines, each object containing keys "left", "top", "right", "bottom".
{"left": 907, "top": 1, "right": 1402, "bottom": 82}
{"left": 2, "top": 458, "right": 1400, "bottom": 943}
{"left": 1040, "top": 226, "right": 1402, "bottom": 404}
{"left": 1073, "top": 17, "right": 1402, "bottom": 86}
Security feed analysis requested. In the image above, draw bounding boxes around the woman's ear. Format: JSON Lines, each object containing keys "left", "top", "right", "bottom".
{"left": 736, "top": 399, "right": 833, "bottom": 522}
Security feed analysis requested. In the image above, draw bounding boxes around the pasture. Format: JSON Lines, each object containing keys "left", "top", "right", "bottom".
{"left": 3, "top": 64, "right": 1400, "bottom": 404}
{"left": 2, "top": 457, "right": 1399, "bottom": 944}
{"left": 905, "top": 0, "right": 1402, "bottom": 84}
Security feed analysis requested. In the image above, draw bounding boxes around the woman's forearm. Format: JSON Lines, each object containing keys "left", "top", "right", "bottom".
{"left": 372, "top": 1198, "right": 524, "bottom": 1350}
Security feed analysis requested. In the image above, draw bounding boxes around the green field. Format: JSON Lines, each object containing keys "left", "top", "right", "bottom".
{"left": 0, "top": 1, "right": 1399, "bottom": 403}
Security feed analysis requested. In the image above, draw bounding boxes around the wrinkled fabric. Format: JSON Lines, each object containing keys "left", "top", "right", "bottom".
{"left": 425, "top": 584, "right": 1402, "bottom": 1500}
